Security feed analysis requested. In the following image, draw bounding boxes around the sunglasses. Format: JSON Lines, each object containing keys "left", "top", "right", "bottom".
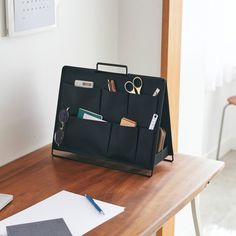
{"left": 54, "top": 107, "right": 70, "bottom": 146}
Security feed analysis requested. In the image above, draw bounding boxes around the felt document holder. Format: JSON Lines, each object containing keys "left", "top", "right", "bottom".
{"left": 52, "top": 63, "right": 174, "bottom": 176}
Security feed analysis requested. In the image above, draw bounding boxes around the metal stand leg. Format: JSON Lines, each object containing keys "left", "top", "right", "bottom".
{"left": 216, "top": 104, "right": 230, "bottom": 160}
{"left": 191, "top": 197, "right": 202, "bottom": 236}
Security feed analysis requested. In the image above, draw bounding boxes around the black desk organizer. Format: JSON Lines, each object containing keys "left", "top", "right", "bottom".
{"left": 52, "top": 63, "right": 174, "bottom": 176}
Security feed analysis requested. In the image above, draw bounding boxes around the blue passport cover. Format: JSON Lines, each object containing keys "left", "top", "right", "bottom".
{"left": 6, "top": 218, "right": 72, "bottom": 236}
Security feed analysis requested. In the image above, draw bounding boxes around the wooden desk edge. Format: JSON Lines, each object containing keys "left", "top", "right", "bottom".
{"left": 0, "top": 146, "right": 225, "bottom": 236}
{"left": 142, "top": 160, "right": 225, "bottom": 235}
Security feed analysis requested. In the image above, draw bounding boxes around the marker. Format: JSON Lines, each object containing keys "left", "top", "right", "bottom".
{"left": 85, "top": 194, "right": 105, "bottom": 215}
{"left": 153, "top": 88, "right": 160, "bottom": 96}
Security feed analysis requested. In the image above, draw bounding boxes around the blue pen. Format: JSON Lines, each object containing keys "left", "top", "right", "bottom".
{"left": 85, "top": 194, "right": 105, "bottom": 215}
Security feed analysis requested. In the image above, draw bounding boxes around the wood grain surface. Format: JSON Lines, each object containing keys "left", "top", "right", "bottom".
{"left": 0, "top": 145, "right": 224, "bottom": 236}
{"left": 160, "top": 0, "right": 183, "bottom": 234}
{"left": 161, "top": 0, "right": 183, "bottom": 152}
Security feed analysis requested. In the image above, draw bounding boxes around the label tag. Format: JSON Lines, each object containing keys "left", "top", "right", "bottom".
{"left": 74, "top": 80, "right": 94, "bottom": 88}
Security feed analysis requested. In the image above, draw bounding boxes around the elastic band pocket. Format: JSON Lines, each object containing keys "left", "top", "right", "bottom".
{"left": 61, "top": 83, "right": 101, "bottom": 115}
{"left": 128, "top": 94, "right": 158, "bottom": 128}
{"left": 63, "top": 117, "right": 111, "bottom": 157}
{"left": 136, "top": 128, "right": 155, "bottom": 169}
{"left": 108, "top": 124, "right": 138, "bottom": 162}
{"left": 100, "top": 90, "right": 128, "bottom": 123}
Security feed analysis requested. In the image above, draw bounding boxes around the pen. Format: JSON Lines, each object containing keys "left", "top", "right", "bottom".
{"left": 85, "top": 194, "right": 105, "bottom": 215}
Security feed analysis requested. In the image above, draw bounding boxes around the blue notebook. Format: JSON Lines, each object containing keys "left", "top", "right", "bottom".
{"left": 6, "top": 218, "right": 72, "bottom": 236}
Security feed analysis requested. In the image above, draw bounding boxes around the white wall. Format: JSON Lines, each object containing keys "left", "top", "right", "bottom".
{"left": 0, "top": 0, "right": 119, "bottom": 166}
{"left": 118, "top": 0, "right": 162, "bottom": 76}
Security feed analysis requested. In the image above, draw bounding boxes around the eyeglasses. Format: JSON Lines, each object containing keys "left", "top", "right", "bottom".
{"left": 54, "top": 107, "right": 70, "bottom": 146}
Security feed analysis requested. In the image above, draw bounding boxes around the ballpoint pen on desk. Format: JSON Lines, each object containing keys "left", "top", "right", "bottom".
{"left": 85, "top": 194, "right": 105, "bottom": 215}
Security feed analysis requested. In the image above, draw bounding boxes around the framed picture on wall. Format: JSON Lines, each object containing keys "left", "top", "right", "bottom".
{"left": 5, "top": 0, "right": 57, "bottom": 37}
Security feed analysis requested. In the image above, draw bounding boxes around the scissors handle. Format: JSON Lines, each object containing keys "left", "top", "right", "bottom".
{"left": 124, "top": 81, "right": 136, "bottom": 94}
{"left": 133, "top": 77, "right": 143, "bottom": 95}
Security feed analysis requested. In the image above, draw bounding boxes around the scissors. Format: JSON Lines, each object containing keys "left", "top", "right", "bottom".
{"left": 124, "top": 77, "right": 143, "bottom": 94}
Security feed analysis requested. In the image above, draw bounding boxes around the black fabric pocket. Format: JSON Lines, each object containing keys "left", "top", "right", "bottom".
{"left": 108, "top": 124, "right": 138, "bottom": 162}
{"left": 100, "top": 90, "right": 128, "bottom": 123}
{"left": 61, "top": 83, "right": 101, "bottom": 115}
{"left": 136, "top": 128, "right": 155, "bottom": 169}
{"left": 128, "top": 94, "right": 158, "bottom": 128}
{"left": 62, "top": 117, "right": 111, "bottom": 156}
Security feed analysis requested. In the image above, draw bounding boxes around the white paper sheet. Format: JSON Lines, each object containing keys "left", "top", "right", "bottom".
{"left": 0, "top": 191, "right": 124, "bottom": 236}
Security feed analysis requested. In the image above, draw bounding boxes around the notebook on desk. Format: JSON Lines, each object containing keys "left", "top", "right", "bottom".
{"left": 6, "top": 218, "right": 72, "bottom": 236}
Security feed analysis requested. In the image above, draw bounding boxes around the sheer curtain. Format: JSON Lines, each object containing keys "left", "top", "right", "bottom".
{"left": 204, "top": 0, "right": 236, "bottom": 90}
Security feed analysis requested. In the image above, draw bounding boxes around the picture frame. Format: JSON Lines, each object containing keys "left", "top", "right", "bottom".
{"left": 5, "top": 0, "right": 57, "bottom": 37}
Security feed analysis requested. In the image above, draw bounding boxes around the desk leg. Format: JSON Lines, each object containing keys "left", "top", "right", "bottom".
{"left": 156, "top": 217, "right": 175, "bottom": 236}
{"left": 191, "top": 197, "right": 202, "bottom": 236}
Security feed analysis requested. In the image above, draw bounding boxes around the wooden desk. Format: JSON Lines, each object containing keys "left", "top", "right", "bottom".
{"left": 0, "top": 146, "right": 224, "bottom": 235}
